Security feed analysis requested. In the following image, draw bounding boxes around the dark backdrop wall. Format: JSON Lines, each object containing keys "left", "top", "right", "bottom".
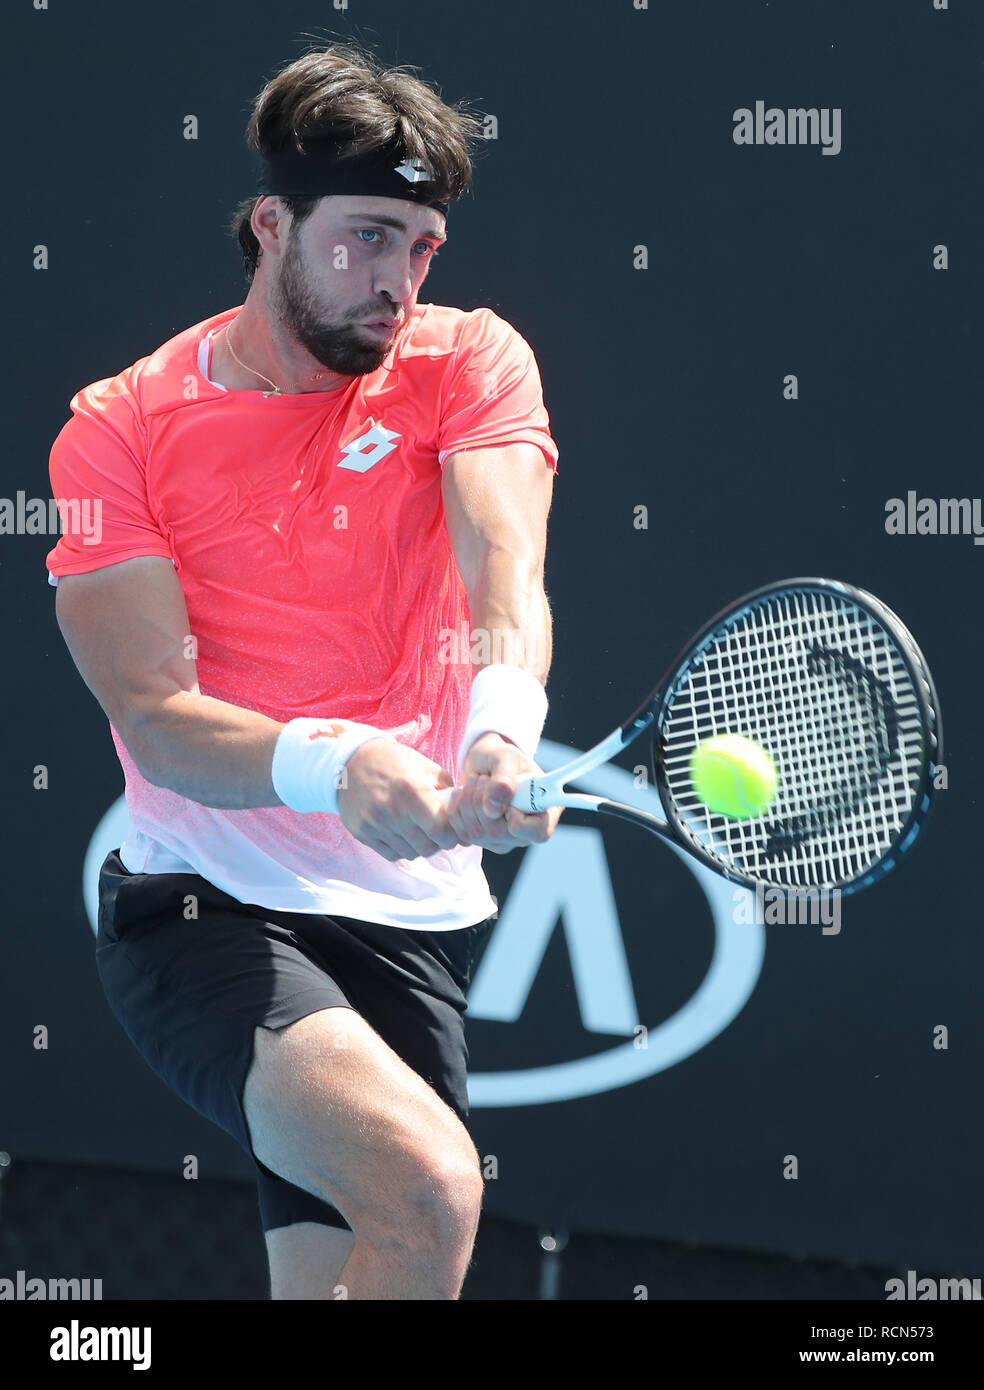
{"left": 2, "top": 0, "right": 981, "bottom": 1278}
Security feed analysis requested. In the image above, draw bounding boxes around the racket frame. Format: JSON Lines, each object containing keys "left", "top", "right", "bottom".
{"left": 514, "top": 577, "right": 943, "bottom": 896}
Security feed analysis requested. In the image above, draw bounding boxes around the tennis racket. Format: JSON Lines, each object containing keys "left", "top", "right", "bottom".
{"left": 448, "top": 578, "right": 943, "bottom": 895}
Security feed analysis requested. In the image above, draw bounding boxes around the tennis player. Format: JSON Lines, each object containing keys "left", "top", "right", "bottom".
{"left": 45, "top": 43, "right": 560, "bottom": 1300}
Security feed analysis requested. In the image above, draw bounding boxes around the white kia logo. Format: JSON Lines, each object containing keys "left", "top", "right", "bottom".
{"left": 466, "top": 739, "right": 765, "bottom": 1107}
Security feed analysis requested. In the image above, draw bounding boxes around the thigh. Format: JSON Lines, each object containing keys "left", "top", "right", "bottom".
{"left": 248, "top": 913, "right": 495, "bottom": 1235}
{"left": 243, "top": 1003, "right": 481, "bottom": 1236}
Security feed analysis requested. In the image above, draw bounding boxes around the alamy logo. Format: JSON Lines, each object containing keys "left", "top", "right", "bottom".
{"left": 337, "top": 421, "right": 401, "bottom": 473}
{"left": 885, "top": 1269, "right": 981, "bottom": 1300}
{"left": 733, "top": 101, "right": 842, "bottom": 156}
{"left": 0, "top": 492, "right": 102, "bottom": 544}
{"left": 1, "top": 1270, "right": 102, "bottom": 1300}
{"left": 885, "top": 493, "right": 984, "bottom": 546}
{"left": 50, "top": 1321, "right": 151, "bottom": 1370}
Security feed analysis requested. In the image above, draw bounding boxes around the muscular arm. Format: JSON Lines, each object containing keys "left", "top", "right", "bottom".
{"left": 54, "top": 556, "right": 285, "bottom": 808}
{"left": 441, "top": 442, "right": 554, "bottom": 682}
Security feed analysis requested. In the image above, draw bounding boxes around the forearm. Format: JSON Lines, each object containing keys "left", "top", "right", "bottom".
{"left": 123, "top": 690, "right": 286, "bottom": 809}
{"left": 466, "top": 549, "right": 552, "bottom": 683}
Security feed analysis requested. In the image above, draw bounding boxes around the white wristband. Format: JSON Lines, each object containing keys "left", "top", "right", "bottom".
{"left": 272, "top": 718, "right": 395, "bottom": 815}
{"left": 456, "top": 664, "right": 548, "bottom": 778}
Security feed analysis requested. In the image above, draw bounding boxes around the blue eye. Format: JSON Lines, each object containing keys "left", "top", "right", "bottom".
{"left": 356, "top": 229, "right": 438, "bottom": 257}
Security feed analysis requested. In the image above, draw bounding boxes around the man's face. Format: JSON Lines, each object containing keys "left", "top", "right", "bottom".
{"left": 267, "top": 194, "right": 447, "bottom": 376}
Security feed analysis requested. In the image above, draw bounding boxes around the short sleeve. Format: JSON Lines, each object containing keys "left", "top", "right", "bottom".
{"left": 437, "top": 309, "right": 559, "bottom": 472}
{"left": 45, "top": 382, "right": 173, "bottom": 586}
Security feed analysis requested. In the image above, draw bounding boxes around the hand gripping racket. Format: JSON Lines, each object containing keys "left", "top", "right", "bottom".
{"left": 453, "top": 578, "right": 943, "bottom": 895}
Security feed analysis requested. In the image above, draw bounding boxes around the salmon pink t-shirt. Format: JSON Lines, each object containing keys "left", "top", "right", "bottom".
{"left": 46, "top": 302, "right": 559, "bottom": 929}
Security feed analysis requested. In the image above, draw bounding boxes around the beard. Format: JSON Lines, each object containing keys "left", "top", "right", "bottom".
{"left": 270, "top": 229, "right": 396, "bottom": 378}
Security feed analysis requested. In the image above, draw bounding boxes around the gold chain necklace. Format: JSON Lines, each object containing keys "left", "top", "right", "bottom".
{"left": 223, "top": 325, "right": 334, "bottom": 397}
{"left": 224, "top": 325, "right": 284, "bottom": 397}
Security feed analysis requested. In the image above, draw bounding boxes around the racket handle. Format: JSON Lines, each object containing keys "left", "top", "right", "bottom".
{"left": 436, "top": 774, "right": 537, "bottom": 811}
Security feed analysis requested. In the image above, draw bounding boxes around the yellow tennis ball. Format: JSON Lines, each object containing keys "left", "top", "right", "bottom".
{"left": 689, "top": 734, "right": 778, "bottom": 818}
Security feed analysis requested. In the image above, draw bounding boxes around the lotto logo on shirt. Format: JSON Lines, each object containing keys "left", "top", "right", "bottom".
{"left": 337, "top": 422, "right": 401, "bottom": 473}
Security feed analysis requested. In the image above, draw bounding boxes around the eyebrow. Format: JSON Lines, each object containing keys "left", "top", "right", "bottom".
{"left": 343, "top": 213, "right": 448, "bottom": 244}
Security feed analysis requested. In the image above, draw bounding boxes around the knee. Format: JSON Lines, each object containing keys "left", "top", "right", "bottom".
{"left": 355, "top": 1147, "right": 485, "bottom": 1254}
{"left": 409, "top": 1151, "right": 486, "bottom": 1231}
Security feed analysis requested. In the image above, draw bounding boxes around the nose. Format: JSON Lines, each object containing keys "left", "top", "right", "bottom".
{"left": 373, "top": 246, "right": 415, "bottom": 305}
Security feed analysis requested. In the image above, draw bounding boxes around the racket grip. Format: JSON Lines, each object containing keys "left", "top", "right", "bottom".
{"left": 437, "top": 775, "right": 536, "bottom": 811}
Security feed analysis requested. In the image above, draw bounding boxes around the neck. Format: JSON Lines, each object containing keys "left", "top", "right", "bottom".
{"left": 214, "top": 293, "right": 350, "bottom": 395}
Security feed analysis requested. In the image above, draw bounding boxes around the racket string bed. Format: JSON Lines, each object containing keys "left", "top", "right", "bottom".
{"left": 658, "top": 587, "right": 930, "bottom": 890}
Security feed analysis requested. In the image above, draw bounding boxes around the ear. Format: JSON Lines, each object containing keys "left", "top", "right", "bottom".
{"left": 251, "top": 196, "right": 290, "bottom": 259}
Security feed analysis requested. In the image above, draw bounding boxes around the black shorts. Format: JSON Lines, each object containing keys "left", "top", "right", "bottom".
{"left": 94, "top": 849, "right": 496, "bottom": 1235}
